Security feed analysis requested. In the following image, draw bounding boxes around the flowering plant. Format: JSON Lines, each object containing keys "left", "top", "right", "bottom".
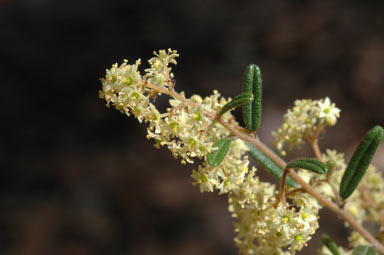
{"left": 99, "top": 49, "right": 384, "bottom": 255}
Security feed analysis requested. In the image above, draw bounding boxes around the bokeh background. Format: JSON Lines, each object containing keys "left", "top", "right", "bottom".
{"left": 1, "top": 0, "right": 384, "bottom": 254}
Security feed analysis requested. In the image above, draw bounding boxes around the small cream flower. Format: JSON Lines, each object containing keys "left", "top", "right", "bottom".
{"left": 318, "top": 97, "right": 341, "bottom": 125}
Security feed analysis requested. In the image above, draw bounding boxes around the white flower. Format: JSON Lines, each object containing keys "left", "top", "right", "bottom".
{"left": 318, "top": 97, "right": 341, "bottom": 126}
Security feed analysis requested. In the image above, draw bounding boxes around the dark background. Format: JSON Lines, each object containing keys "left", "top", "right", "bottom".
{"left": 1, "top": 0, "right": 384, "bottom": 254}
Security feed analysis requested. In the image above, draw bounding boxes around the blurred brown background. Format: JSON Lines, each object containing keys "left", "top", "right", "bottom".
{"left": 1, "top": 0, "right": 384, "bottom": 254}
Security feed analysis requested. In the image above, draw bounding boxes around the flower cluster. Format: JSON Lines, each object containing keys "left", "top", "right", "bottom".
{"left": 145, "top": 49, "right": 179, "bottom": 89}
{"left": 191, "top": 139, "right": 251, "bottom": 194}
{"left": 147, "top": 91, "right": 232, "bottom": 164}
{"left": 273, "top": 98, "right": 340, "bottom": 156}
{"left": 228, "top": 170, "right": 320, "bottom": 255}
{"left": 100, "top": 49, "right": 232, "bottom": 164}
{"left": 99, "top": 59, "right": 146, "bottom": 118}
{"left": 319, "top": 151, "right": 384, "bottom": 249}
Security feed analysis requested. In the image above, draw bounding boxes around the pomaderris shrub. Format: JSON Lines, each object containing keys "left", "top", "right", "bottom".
{"left": 99, "top": 49, "right": 384, "bottom": 255}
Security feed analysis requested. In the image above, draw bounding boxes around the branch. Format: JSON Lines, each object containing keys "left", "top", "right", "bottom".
{"left": 218, "top": 117, "right": 384, "bottom": 254}
{"left": 141, "top": 82, "right": 384, "bottom": 254}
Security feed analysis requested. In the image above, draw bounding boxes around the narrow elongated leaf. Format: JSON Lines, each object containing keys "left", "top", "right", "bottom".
{"left": 242, "top": 64, "right": 262, "bottom": 132}
{"left": 352, "top": 245, "right": 376, "bottom": 255}
{"left": 242, "top": 65, "right": 254, "bottom": 130}
{"left": 286, "top": 158, "right": 328, "bottom": 174}
{"left": 207, "top": 138, "right": 232, "bottom": 167}
{"left": 251, "top": 65, "right": 262, "bottom": 132}
{"left": 340, "top": 125, "right": 384, "bottom": 199}
{"left": 247, "top": 143, "right": 299, "bottom": 188}
{"left": 219, "top": 92, "right": 253, "bottom": 115}
{"left": 321, "top": 234, "right": 340, "bottom": 255}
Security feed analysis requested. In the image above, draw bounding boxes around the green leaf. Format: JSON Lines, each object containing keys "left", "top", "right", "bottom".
{"left": 207, "top": 138, "right": 232, "bottom": 167}
{"left": 242, "top": 65, "right": 254, "bottom": 130}
{"left": 219, "top": 92, "right": 253, "bottom": 115}
{"left": 251, "top": 65, "right": 262, "bottom": 132}
{"left": 286, "top": 158, "right": 328, "bottom": 174}
{"left": 352, "top": 245, "right": 376, "bottom": 255}
{"left": 321, "top": 234, "right": 340, "bottom": 255}
{"left": 247, "top": 143, "right": 299, "bottom": 188}
{"left": 340, "top": 125, "right": 384, "bottom": 199}
{"left": 242, "top": 64, "right": 262, "bottom": 132}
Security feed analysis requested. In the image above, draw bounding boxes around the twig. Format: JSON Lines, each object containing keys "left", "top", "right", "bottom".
{"left": 305, "top": 125, "right": 323, "bottom": 161}
{"left": 311, "top": 139, "right": 323, "bottom": 161}
{"left": 274, "top": 168, "right": 289, "bottom": 207}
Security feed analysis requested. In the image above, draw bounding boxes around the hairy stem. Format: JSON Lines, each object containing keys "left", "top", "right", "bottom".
{"left": 311, "top": 139, "right": 323, "bottom": 161}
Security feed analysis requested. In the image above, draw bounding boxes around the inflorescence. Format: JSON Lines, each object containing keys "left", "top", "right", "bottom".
{"left": 99, "top": 49, "right": 384, "bottom": 255}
